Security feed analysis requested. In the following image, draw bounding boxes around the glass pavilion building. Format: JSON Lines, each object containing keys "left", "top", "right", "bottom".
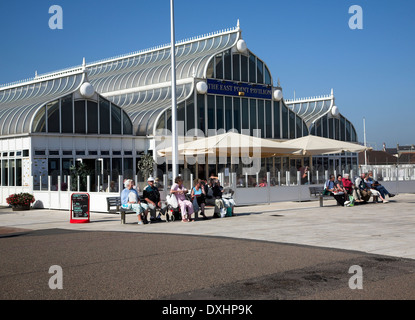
{"left": 0, "top": 23, "right": 358, "bottom": 192}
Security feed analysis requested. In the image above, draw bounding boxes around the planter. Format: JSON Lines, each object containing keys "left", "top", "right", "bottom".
{"left": 12, "top": 205, "right": 31, "bottom": 211}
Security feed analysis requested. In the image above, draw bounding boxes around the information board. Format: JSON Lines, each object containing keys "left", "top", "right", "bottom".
{"left": 70, "top": 193, "right": 90, "bottom": 223}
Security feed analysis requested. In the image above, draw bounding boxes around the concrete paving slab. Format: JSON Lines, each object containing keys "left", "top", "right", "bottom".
{"left": 1, "top": 193, "right": 414, "bottom": 260}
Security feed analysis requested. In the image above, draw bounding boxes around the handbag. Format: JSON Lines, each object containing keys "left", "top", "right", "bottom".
{"left": 167, "top": 194, "right": 178, "bottom": 209}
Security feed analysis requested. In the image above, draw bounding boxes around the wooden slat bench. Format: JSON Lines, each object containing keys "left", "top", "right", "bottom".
{"left": 106, "top": 197, "right": 136, "bottom": 224}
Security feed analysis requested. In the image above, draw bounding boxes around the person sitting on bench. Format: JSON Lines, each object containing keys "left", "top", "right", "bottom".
{"left": 324, "top": 174, "right": 346, "bottom": 206}
{"left": 142, "top": 177, "right": 168, "bottom": 222}
{"left": 121, "top": 179, "right": 149, "bottom": 225}
{"left": 171, "top": 176, "right": 194, "bottom": 223}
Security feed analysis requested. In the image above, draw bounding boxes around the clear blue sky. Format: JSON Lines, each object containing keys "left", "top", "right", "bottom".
{"left": 1, "top": 0, "right": 414, "bottom": 150}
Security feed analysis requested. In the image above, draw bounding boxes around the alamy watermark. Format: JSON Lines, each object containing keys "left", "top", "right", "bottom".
{"left": 348, "top": 265, "right": 363, "bottom": 290}
{"left": 48, "top": 265, "right": 63, "bottom": 290}
{"left": 49, "top": 5, "right": 63, "bottom": 30}
{"left": 349, "top": 5, "right": 363, "bottom": 30}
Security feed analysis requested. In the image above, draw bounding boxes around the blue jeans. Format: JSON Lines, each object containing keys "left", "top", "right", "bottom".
{"left": 375, "top": 185, "right": 390, "bottom": 198}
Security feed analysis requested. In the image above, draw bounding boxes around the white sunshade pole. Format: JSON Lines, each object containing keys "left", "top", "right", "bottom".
{"left": 170, "top": 0, "right": 179, "bottom": 179}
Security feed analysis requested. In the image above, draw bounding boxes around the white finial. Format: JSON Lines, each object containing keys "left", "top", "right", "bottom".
{"left": 82, "top": 57, "right": 86, "bottom": 67}
{"left": 237, "top": 19, "right": 240, "bottom": 28}
{"left": 35, "top": 71, "right": 38, "bottom": 78}
{"left": 331, "top": 88, "right": 334, "bottom": 96}
{"left": 277, "top": 78, "right": 281, "bottom": 87}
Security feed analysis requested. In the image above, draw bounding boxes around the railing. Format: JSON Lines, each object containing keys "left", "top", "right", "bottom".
{"left": 1, "top": 165, "right": 415, "bottom": 211}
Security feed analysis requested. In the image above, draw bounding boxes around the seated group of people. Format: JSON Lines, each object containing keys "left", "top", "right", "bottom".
{"left": 170, "top": 176, "right": 236, "bottom": 222}
{"left": 120, "top": 175, "right": 236, "bottom": 224}
{"left": 324, "top": 171, "right": 395, "bottom": 207}
{"left": 121, "top": 177, "right": 167, "bottom": 225}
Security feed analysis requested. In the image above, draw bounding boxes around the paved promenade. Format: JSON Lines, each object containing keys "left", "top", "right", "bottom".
{"left": 1, "top": 194, "right": 415, "bottom": 300}
{"left": 1, "top": 194, "right": 414, "bottom": 259}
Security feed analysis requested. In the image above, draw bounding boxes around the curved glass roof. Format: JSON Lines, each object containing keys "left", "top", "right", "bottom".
{"left": 0, "top": 26, "right": 241, "bottom": 137}
{"left": 87, "top": 28, "right": 240, "bottom": 95}
{"left": 285, "top": 95, "right": 333, "bottom": 128}
{"left": 0, "top": 72, "right": 84, "bottom": 136}
{"left": 285, "top": 92, "right": 358, "bottom": 142}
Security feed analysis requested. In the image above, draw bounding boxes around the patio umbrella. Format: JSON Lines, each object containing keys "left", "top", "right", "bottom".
{"left": 156, "top": 132, "right": 300, "bottom": 158}
{"left": 279, "top": 135, "right": 370, "bottom": 156}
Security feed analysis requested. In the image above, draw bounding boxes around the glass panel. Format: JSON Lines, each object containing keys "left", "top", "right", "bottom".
{"left": 335, "top": 118, "right": 340, "bottom": 140}
{"left": 266, "top": 101, "right": 272, "bottom": 138}
{"left": 47, "top": 100, "right": 60, "bottom": 133}
{"left": 215, "top": 53, "right": 223, "bottom": 79}
{"left": 216, "top": 96, "right": 224, "bottom": 130}
{"left": 225, "top": 97, "right": 232, "bottom": 131}
{"left": 282, "top": 105, "right": 288, "bottom": 139}
{"left": 16, "top": 159, "right": 22, "bottom": 186}
{"left": 1, "top": 160, "right": 7, "bottom": 186}
{"left": 197, "top": 94, "right": 205, "bottom": 134}
{"left": 258, "top": 100, "right": 264, "bottom": 138}
{"left": 233, "top": 54, "right": 240, "bottom": 82}
{"left": 351, "top": 125, "right": 357, "bottom": 142}
{"left": 241, "top": 55, "right": 248, "bottom": 82}
{"left": 207, "top": 95, "right": 215, "bottom": 130}
{"left": 289, "top": 110, "right": 295, "bottom": 139}
{"left": 340, "top": 116, "right": 346, "bottom": 141}
{"left": 241, "top": 98, "right": 249, "bottom": 130}
{"left": 9, "top": 159, "right": 15, "bottom": 186}
{"left": 178, "top": 102, "right": 185, "bottom": 125}
{"left": 274, "top": 101, "right": 280, "bottom": 139}
{"left": 123, "top": 158, "right": 134, "bottom": 179}
{"left": 250, "top": 99, "right": 257, "bottom": 136}
{"left": 61, "top": 95, "right": 73, "bottom": 133}
{"left": 186, "top": 97, "right": 195, "bottom": 132}
{"left": 264, "top": 66, "right": 272, "bottom": 85}
{"left": 322, "top": 115, "right": 328, "bottom": 138}
{"left": 111, "top": 104, "right": 121, "bottom": 135}
{"left": 310, "top": 124, "right": 316, "bottom": 135}
{"left": 123, "top": 111, "right": 133, "bottom": 135}
{"left": 233, "top": 97, "right": 241, "bottom": 133}
{"left": 206, "top": 59, "right": 214, "bottom": 78}
{"left": 166, "top": 109, "right": 172, "bottom": 132}
{"left": 74, "top": 100, "right": 86, "bottom": 134}
{"left": 296, "top": 113, "right": 302, "bottom": 138}
{"left": 33, "top": 105, "right": 46, "bottom": 133}
{"left": 257, "top": 59, "right": 264, "bottom": 84}
{"left": 99, "top": 97, "right": 110, "bottom": 134}
{"left": 156, "top": 111, "right": 165, "bottom": 131}
{"left": 249, "top": 54, "right": 256, "bottom": 83}
{"left": 224, "top": 50, "right": 232, "bottom": 80}
{"left": 87, "top": 101, "right": 98, "bottom": 134}
{"left": 328, "top": 118, "right": 334, "bottom": 139}
{"left": 316, "top": 118, "right": 322, "bottom": 137}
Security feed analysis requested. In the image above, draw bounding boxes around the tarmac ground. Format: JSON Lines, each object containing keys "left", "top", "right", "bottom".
{"left": 1, "top": 193, "right": 415, "bottom": 301}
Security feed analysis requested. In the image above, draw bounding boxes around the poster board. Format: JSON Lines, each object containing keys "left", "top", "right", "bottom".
{"left": 70, "top": 193, "right": 90, "bottom": 224}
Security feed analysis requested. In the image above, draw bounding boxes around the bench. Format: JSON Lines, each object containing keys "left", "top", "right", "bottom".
{"left": 106, "top": 197, "right": 136, "bottom": 224}
{"left": 309, "top": 186, "right": 331, "bottom": 207}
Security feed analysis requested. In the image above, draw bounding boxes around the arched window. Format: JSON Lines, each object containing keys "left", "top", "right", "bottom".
{"left": 32, "top": 94, "right": 133, "bottom": 135}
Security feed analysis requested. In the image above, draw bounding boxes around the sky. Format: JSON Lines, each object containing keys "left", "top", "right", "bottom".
{"left": 0, "top": 0, "right": 414, "bottom": 150}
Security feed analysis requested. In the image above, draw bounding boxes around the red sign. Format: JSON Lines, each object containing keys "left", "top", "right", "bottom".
{"left": 70, "top": 193, "right": 90, "bottom": 224}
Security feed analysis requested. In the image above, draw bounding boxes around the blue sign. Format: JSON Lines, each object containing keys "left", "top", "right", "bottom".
{"left": 207, "top": 79, "right": 272, "bottom": 99}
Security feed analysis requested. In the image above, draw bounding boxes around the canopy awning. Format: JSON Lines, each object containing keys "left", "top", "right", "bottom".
{"left": 156, "top": 132, "right": 300, "bottom": 158}
{"left": 279, "top": 135, "right": 370, "bottom": 156}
